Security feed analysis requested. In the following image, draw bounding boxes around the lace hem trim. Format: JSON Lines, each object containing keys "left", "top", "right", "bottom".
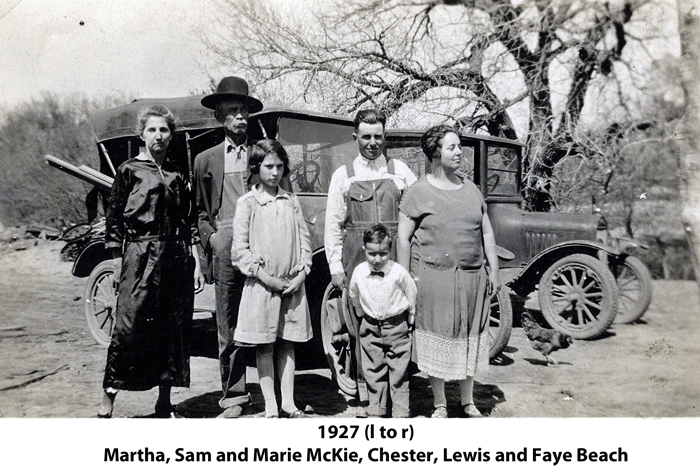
{"left": 414, "top": 329, "right": 489, "bottom": 379}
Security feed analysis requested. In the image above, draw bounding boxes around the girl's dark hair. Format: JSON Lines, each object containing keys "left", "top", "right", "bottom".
{"left": 420, "top": 124, "right": 459, "bottom": 162}
{"left": 248, "top": 139, "right": 291, "bottom": 177}
{"left": 135, "top": 105, "right": 176, "bottom": 135}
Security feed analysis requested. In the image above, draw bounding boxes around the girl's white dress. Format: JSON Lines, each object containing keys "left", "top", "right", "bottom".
{"left": 232, "top": 184, "right": 313, "bottom": 344}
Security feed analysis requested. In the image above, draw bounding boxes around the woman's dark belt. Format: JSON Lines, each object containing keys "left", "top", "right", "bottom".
{"left": 420, "top": 260, "right": 483, "bottom": 271}
{"left": 125, "top": 234, "right": 188, "bottom": 242}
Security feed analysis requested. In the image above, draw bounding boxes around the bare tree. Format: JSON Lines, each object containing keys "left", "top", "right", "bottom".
{"left": 204, "top": 0, "right": 660, "bottom": 210}
{"left": 675, "top": 0, "right": 700, "bottom": 290}
{"left": 0, "top": 94, "right": 113, "bottom": 227}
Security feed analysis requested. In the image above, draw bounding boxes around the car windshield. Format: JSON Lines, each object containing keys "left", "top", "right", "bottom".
{"left": 278, "top": 117, "right": 356, "bottom": 194}
{"left": 487, "top": 146, "right": 520, "bottom": 196}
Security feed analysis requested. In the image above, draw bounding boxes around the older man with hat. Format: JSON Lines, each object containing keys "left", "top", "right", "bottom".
{"left": 194, "top": 76, "right": 264, "bottom": 417}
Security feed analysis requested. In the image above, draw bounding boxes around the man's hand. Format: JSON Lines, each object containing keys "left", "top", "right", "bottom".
{"left": 331, "top": 272, "right": 346, "bottom": 291}
{"left": 209, "top": 231, "right": 222, "bottom": 253}
{"left": 112, "top": 257, "right": 122, "bottom": 289}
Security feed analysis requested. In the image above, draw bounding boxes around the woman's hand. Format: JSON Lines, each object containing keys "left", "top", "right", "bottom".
{"left": 111, "top": 256, "right": 122, "bottom": 289}
{"left": 488, "top": 269, "right": 501, "bottom": 297}
{"left": 193, "top": 265, "right": 205, "bottom": 293}
{"left": 191, "top": 244, "right": 205, "bottom": 293}
{"left": 282, "top": 272, "right": 306, "bottom": 296}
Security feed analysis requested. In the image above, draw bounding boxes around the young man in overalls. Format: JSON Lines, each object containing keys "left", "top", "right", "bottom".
{"left": 324, "top": 109, "right": 417, "bottom": 414}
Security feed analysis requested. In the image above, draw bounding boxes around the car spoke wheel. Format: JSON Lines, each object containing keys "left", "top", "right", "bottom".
{"left": 538, "top": 254, "right": 618, "bottom": 339}
{"left": 489, "top": 289, "right": 512, "bottom": 360}
{"left": 611, "top": 256, "right": 653, "bottom": 324}
{"left": 319, "top": 284, "right": 358, "bottom": 397}
{"left": 84, "top": 260, "right": 117, "bottom": 347}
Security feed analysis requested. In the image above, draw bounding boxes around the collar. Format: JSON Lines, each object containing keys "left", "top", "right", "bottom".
{"left": 368, "top": 260, "right": 393, "bottom": 277}
{"left": 225, "top": 137, "right": 248, "bottom": 153}
{"left": 356, "top": 154, "right": 387, "bottom": 170}
{"left": 134, "top": 151, "right": 165, "bottom": 165}
{"left": 251, "top": 182, "right": 292, "bottom": 205}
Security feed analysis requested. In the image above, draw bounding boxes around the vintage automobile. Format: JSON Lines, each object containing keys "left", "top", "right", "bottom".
{"left": 47, "top": 96, "right": 652, "bottom": 397}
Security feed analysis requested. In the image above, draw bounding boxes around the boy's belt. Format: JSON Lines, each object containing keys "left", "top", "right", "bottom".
{"left": 363, "top": 310, "right": 409, "bottom": 326}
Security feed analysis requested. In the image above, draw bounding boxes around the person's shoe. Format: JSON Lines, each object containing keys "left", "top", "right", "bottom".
{"left": 431, "top": 405, "right": 448, "bottom": 418}
{"left": 461, "top": 403, "right": 483, "bottom": 418}
{"left": 155, "top": 402, "right": 184, "bottom": 418}
{"left": 216, "top": 405, "right": 243, "bottom": 418}
{"left": 280, "top": 409, "right": 306, "bottom": 418}
{"left": 355, "top": 407, "right": 368, "bottom": 418}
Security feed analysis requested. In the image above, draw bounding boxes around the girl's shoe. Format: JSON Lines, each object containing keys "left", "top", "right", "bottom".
{"left": 431, "top": 405, "right": 448, "bottom": 418}
{"left": 280, "top": 409, "right": 306, "bottom": 418}
{"left": 462, "top": 403, "right": 482, "bottom": 418}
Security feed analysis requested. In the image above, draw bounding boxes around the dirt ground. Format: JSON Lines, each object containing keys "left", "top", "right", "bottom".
{"left": 0, "top": 239, "right": 698, "bottom": 419}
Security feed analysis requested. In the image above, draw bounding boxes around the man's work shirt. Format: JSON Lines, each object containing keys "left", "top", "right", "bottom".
{"left": 215, "top": 138, "right": 248, "bottom": 230}
{"left": 324, "top": 154, "right": 417, "bottom": 276}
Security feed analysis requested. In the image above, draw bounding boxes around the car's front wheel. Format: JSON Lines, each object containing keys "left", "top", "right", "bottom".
{"left": 538, "top": 254, "right": 619, "bottom": 339}
{"left": 84, "top": 260, "right": 117, "bottom": 347}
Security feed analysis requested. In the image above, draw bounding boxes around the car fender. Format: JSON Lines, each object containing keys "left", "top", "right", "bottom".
{"left": 72, "top": 240, "right": 110, "bottom": 278}
{"left": 606, "top": 235, "right": 649, "bottom": 253}
{"left": 508, "top": 240, "right": 620, "bottom": 296}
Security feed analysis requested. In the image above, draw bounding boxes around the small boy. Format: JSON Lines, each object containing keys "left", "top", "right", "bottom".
{"left": 347, "top": 223, "right": 417, "bottom": 418}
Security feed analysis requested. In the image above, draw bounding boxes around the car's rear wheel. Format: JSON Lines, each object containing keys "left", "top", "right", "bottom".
{"left": 610, "top": 255, "right": 653, "bottom": 324}
{"left": 61, "top": 223, "right": 92, "bottom": 242}
{"left": 489, "top": 289, "right": 512, "bottom": 360}
{"left": 538, "top": 254, "right": 618, "bottom": 339}
{"left": 84, "top": 260, "right": 117, "bottom": 347}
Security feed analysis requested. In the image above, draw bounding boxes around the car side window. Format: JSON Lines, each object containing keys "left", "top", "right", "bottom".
{"left": 487, "top": 146, "right": 519, "bottom": 196}
{"left": 386, "top": 144, "right": 476, "bottom": 182}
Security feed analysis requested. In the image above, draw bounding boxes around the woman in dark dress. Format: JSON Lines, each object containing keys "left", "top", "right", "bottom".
{"left": 98, "top": 105, "right": 204, "bottom": 418}
{"left": 397, "top": 124, "right": 501, "bottom": 418}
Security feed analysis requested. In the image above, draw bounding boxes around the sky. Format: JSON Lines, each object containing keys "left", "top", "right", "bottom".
{"left": 0, "top": 0, "right": 223, "bottom": 110}
{"left": 0, "top": 0, "right": 684, "bottom": 127}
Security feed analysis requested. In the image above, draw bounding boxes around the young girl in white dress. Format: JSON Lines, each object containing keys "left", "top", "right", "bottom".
{"left": 232, "top": 139, "right": 313, "bottom": 418}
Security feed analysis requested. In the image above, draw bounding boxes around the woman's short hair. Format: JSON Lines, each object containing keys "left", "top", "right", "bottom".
{"left": 248, "top": 139, "right": 291, "bottom": 177}
{"left": 421, "top": 124, "right": 459, "bottom": 162}
{"left": 135, "top": 105, "right": 176, "bottom": 135}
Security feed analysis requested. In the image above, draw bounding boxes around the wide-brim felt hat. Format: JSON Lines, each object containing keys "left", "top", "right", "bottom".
{"left": 201, "top": 76, "right": 263, "bottom": 113}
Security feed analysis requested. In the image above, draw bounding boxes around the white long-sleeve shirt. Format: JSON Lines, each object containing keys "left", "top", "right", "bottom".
{"left": 348, "top": 261, "right": 417, "bottom": 322}
{"left": 324, "top": 154, "right": 417, "bottom": 276}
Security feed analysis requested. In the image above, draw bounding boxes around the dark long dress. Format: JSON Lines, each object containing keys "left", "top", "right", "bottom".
{"left": 399, "top": 175, "right": 490, "bottom": 380}
{"left": 103, "top": 154, "right": 197, "bottom": 391}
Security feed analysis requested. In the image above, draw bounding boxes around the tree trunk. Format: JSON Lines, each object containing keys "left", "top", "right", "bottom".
{"left": 676, "top": 0, "right": 700, "bottom": 290}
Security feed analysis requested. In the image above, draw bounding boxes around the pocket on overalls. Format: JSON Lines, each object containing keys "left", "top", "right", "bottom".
{"left": 347, "top": 187, "right": 375, "bottom": 225}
